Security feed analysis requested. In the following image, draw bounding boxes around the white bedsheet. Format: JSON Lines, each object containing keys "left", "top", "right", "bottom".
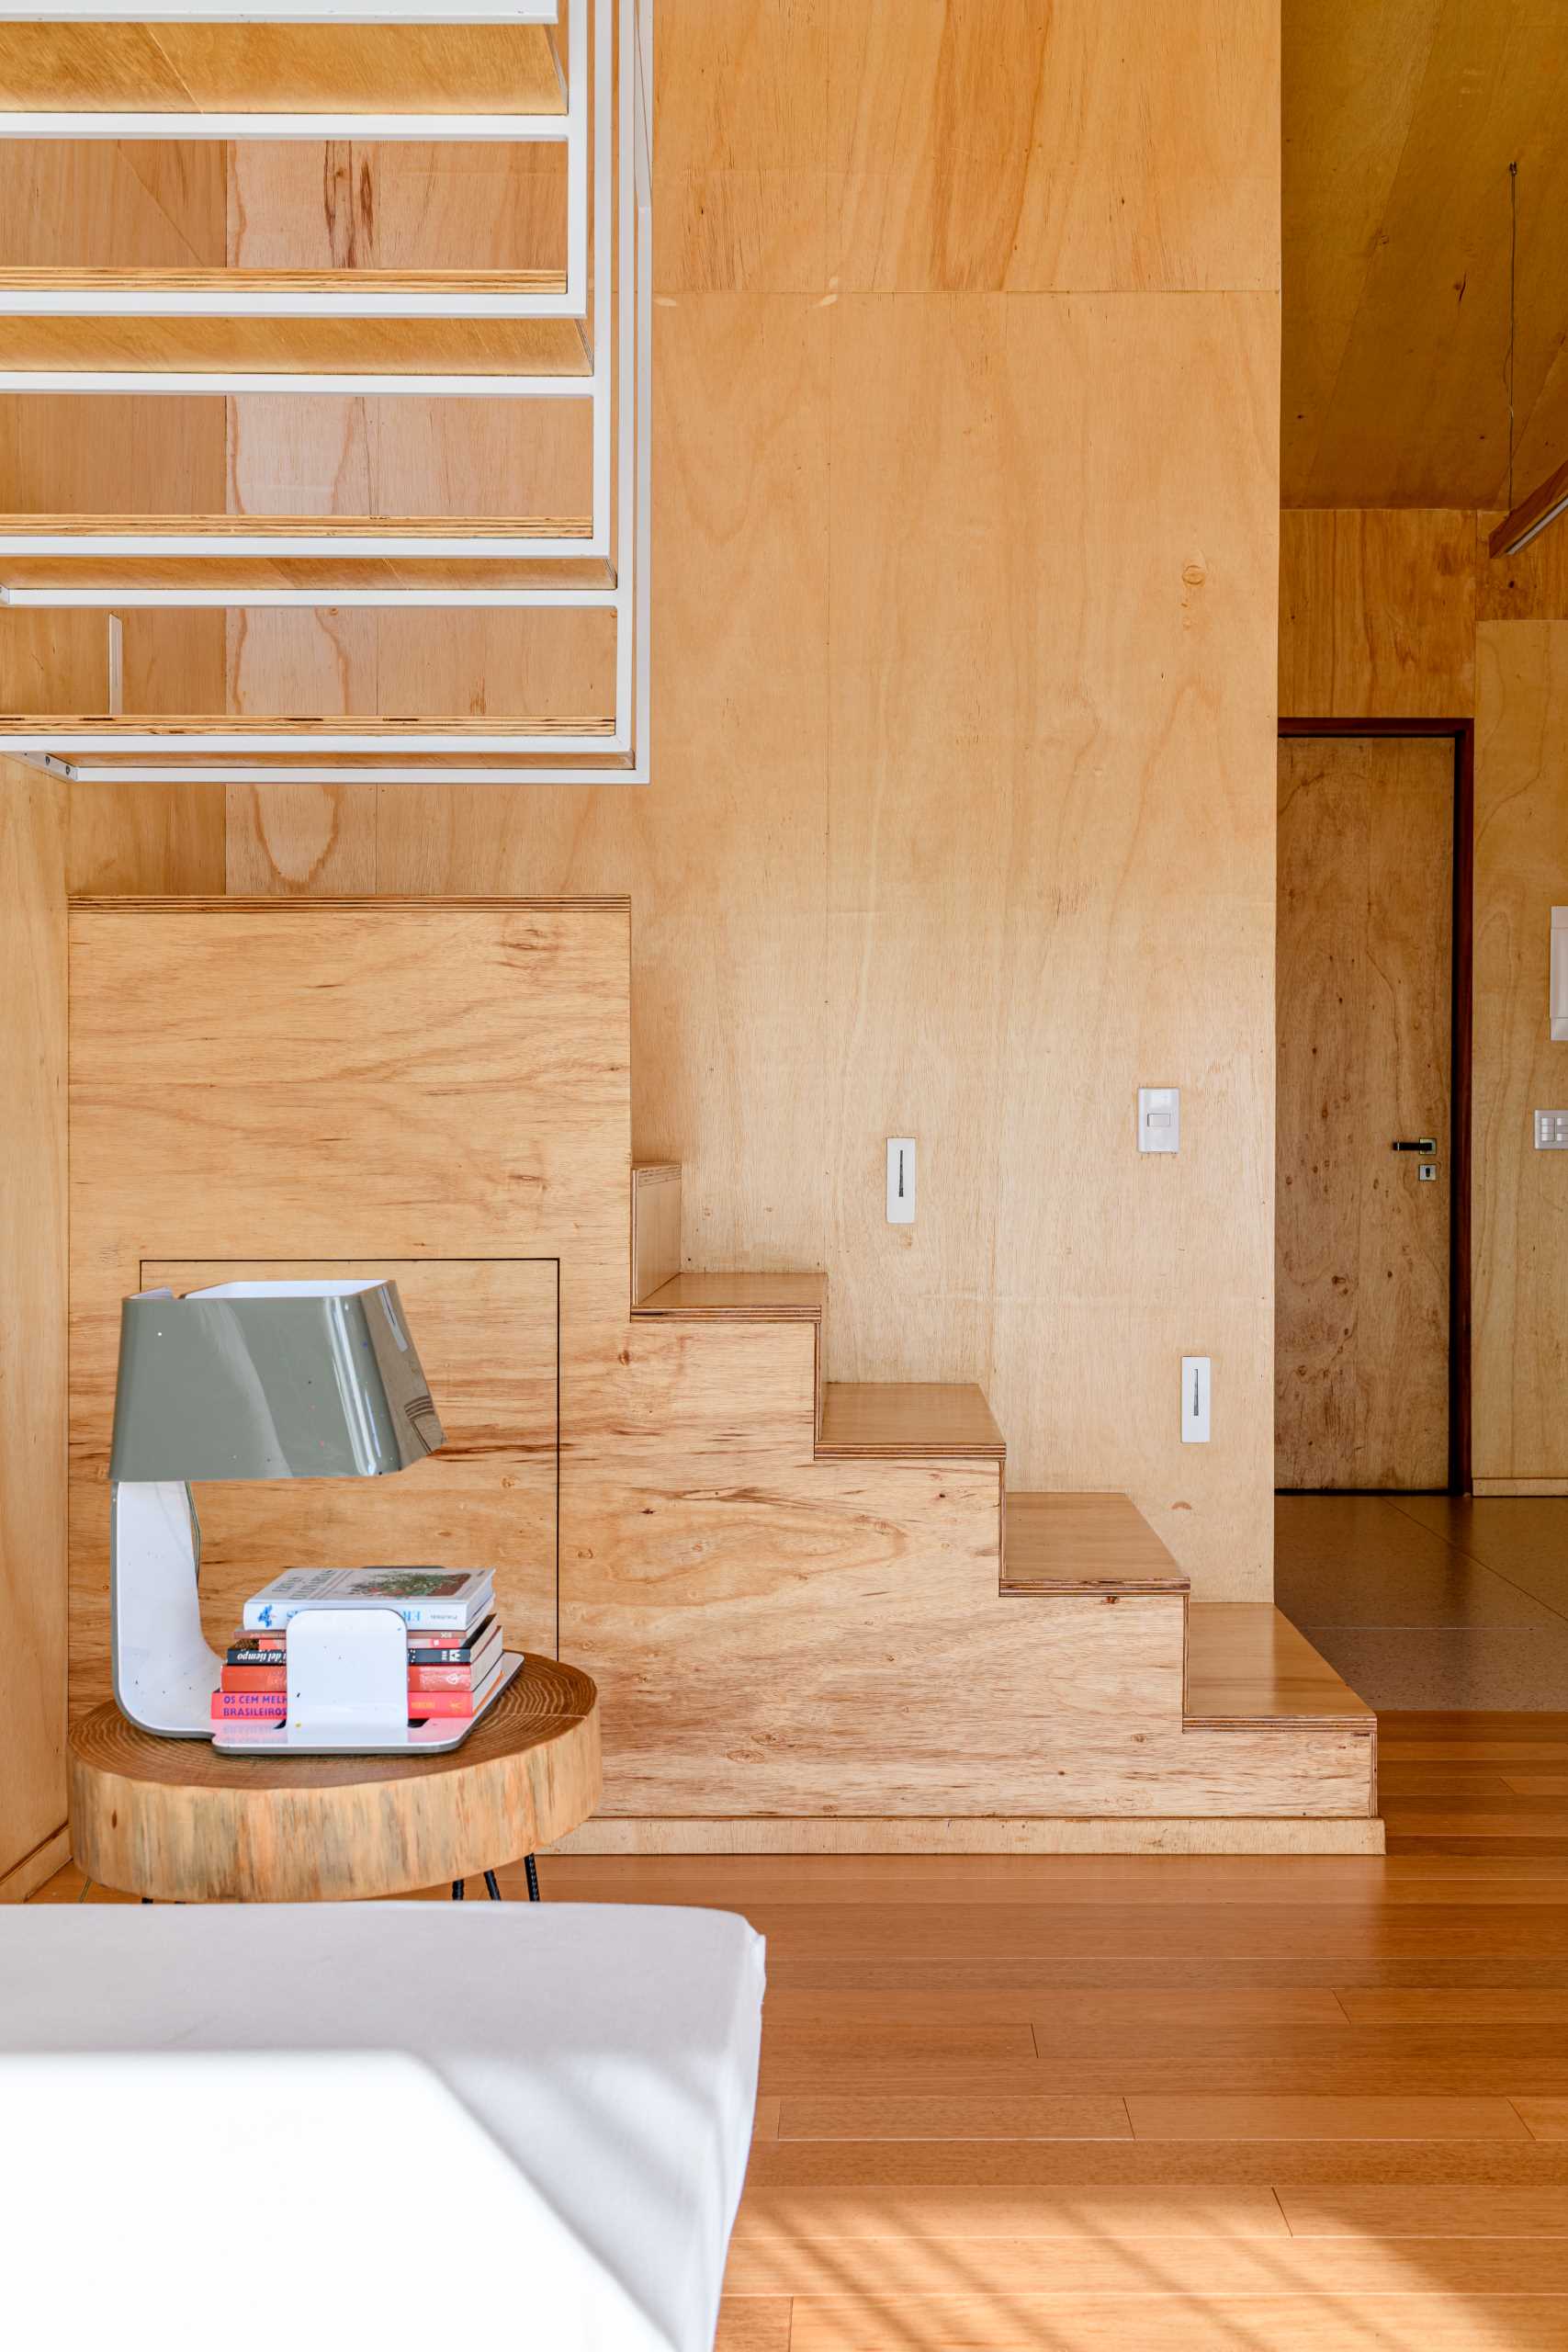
{"left": 0, "top": 1902, "right": 764, "bottom": 2352}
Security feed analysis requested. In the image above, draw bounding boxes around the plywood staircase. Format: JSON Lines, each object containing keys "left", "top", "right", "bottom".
{"left": 561, "top": 1162, "right": 1382, "bottom": 1855}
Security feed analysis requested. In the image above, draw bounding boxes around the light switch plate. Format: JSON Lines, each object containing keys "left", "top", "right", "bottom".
{"left": 886, "top": 1137, "right": 916, "bottom": 1224}
{"left": 1536, "top": 1111, "right": 1568, "bottom": 1150}
{"left": 1181, "top": 1355, "right": 1211, "bottom": 1443}
{"left": 1138, "top": 1087, "right": 1180, "bottom": 1154}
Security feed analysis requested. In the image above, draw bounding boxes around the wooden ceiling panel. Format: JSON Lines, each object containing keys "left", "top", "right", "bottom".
{"left": 1285, "top": 0, "right": 1568, "bottom": 507}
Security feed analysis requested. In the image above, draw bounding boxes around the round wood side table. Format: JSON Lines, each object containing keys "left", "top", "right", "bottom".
{"left": 68, "top": 1658, "right": 600, "bottom": 1904}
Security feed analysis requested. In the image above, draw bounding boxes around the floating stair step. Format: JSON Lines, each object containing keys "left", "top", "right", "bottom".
{"left": 634, "top": 1273, "right": 827, "bottom": 1322}
{"left": 0, "top": 314, "right": 591, "bottom": 379}
{"left": 28, "top": 750, "right": 638, "bottom": 782}
{"left": 1001, "top": 1491, "right": 1189, "bottom": 1597}
{"left": 0, "top": 718, "right": 612, "bottom": 741}
{"left": 0, "top": 270, "right": 572, "bottom": 318}
{"left": 817, "top": 1383, "right": 1004, "bottom": 1462}
{"left": 0, "top": 22, "right": 565, "bottom": 119}
{"left": 0, "top": 517, "right": 592, "bottom": 552}
{"left": 1185, "top": 1604, "right": 1375, "bottom": 1733}
{"left": 0, "top": 556, "right": 614, "bottom": 600}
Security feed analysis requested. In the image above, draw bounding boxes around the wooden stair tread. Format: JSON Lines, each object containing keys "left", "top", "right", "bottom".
{"left": 0, "top": 315, "right": 590, "bottom": 375}
{"left": 0, "top": 556, "right": 613, "bottom": 594}
{"left": 0, "top": 717, "right": 614, "bottom": 739}
{"left": 0, "top": 270, "right": 568, "bottom": 297}
{"left": 817, "top": 1383, "right": 1005, "bottom": 1462}
{"left": 0, "top": 517, "right": 592, "bottom": 542}
{"left": 634, "top": 1273, "right": 827, "bottom": 1322}
{"left": 0, "top": 23, "right": 565, "bottom": 116}
{"left": 1185, "top": 1604, "right": 1375, "bottom": 1732}
{"left": 1002, "top": 1492, "right": 1189, "bottom": 1597}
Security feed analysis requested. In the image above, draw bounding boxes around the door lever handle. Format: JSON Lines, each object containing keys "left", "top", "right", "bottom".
{"left": 1391, "top": 1138, "right": 1438, "bottom": 1153}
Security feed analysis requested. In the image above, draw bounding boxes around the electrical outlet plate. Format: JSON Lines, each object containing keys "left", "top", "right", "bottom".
{"left": 1536, "top": 1111, "right": 1568, "bottom": 1150}
{"left": 1181, "top": 1355, "right": 1211, "bottom": 1443}
{"left": 1138, "top": 1087, "right": 1179, "bottom": 1154}
{"left": 886, "top": 1137, "right": 916, "bottom": 1224}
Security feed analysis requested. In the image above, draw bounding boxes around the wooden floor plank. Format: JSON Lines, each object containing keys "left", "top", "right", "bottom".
{"left": 776, "top": 2098, "right": 1133, "bottom": 2142}
{"left": 1517, "top": 2101, "right": 1568, "bottom": 2142}
{"left": 1127, "top": 2097, "right": 1532, "bottom": 2142}
{"left": 1278, "top": 2185, "right": 1568, "bottom": 2235}
{"left": 725, "top": 2234, "right": 1568, "bottom": 2298}
{"left": 785, "top": 2297, "right": 1568, "bottom": 2350}
{"left": 732, "top": 2185, "right": 1292, "bottom": 2243}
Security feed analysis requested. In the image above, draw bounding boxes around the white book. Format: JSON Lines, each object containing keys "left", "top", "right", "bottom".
{"left": 243, "top": 1566, "right": 495, "bottom": 1633}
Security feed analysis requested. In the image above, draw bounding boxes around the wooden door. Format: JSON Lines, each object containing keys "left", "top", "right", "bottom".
{"left": 1277, "top": 735, "right": 1453, "bottom": 1488}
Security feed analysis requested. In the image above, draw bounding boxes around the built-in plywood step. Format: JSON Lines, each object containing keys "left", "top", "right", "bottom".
{"left": 0, "top": 314, "right": 591, "bottom": 380}
{"left": 1002, "top": 1491, "right": 1189, "bottom": 1597}
{"left": 635, "top": 1273, "right": 827, "bottom": 1321}
{"left": 0, "top": 22, "right": 565, "bottom": 119}
{"left": 1185, "top": 1604, "right": 1376, "bottom": 1733}
{"left": 817, "top": 1383, "right": 1005, "bottom": 1462}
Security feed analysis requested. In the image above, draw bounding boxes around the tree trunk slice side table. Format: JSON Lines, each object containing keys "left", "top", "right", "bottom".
{"left": 68, "top": 1658, "right": 600, "bottom": 1904}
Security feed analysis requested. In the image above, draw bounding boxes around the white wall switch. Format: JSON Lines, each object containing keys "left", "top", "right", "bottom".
{"left": 1138, "top": 1086, "right": 1180, "bottom": 1153}
{"left": 1180, "top": 1355, "right": 1211, "bottom": 1443}
{"left": 1536, "top": 1111, "right": 1568, "bottom": 1149}
{"left": 886, "top": 1137, "right": 916, "bottom": 1224}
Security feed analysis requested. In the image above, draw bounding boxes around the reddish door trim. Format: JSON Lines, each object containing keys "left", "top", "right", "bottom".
{"left": 1277, "top": 718, "right": 1475, "bottom": 1495}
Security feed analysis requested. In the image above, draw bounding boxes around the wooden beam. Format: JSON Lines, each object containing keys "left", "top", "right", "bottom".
{"left": 1489, "top": 458, "right": 1568, "bottom": 558}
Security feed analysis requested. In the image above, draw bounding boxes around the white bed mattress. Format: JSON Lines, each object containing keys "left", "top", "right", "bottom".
{"left": 0, "top": 1902, "right": 765, "bottom": 2352}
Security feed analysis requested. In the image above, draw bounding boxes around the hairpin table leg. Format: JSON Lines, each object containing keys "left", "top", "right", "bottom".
{"left": 451, "top": 1878, "right": 465, "bottom": 1899}
{"left": 525, "top": 1853, "right": 540, "bottom": 1902}
{"left": 483, "top": 1869, "right": 502, "bottom": 1901}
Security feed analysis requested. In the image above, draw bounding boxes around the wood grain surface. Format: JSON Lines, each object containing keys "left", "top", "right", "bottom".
{"left": 631, "top": 1162, "right": 682, "bottom": 1306}
{"left": 68, "top": 1658, "right": 599, "bottom": 1901}
{"left": 1276, "top": 735, "right": 1453, "bottom": 1488}
{"left": 1279, "top": 509, "right": 1476, "bottom": 718}
{"left": 201, "top": 0, "right": 1281, "bottom": 1606}
{"left": 0, "top": 23, "right": 564, "bottom": 116}
{"left": 1472, "top": 621, "right": 1568, "bottom": 1487}
{"left": 1000, "top": 1493, "right": 1190, "bottom": 1597}
{"left": 0, "top": 313, "right": 590, "bottom": 376}
{"left": 0, "top": 758, "right": 68, "bottom": 1894}
{"left": 1282, "top": 0, "right": 1568, "bottom": 508}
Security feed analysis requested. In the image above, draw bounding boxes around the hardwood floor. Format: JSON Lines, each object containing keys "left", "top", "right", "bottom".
{"left": 30, "top": 1711, "right": 1568, "bottom": 2345}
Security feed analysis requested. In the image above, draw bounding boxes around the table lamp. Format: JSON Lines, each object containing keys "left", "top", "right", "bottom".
{"left": 107, "top": 1277, "right": 511, "bottom": 1752}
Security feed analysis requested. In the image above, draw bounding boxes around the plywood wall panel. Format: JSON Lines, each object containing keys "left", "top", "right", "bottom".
{"left": 69, "top": 899, "right": 632, "bottom": 1719}
{"left": 0, "top": 758, "right": 67, "bottom": 1892}
{"left": 1472, "top": 619, "right": 1568, "bottom": 1485}
{"left": 829, "top": 0, "right": 1280, "bottom": 294}
{"left": 1284, "top": 1, "right": 1568, "bottom": 509}
{"left": 376, "top": 291, "right": 835, "bottom": 1269}
{"left": 1278, "top": 509, "right": 1475, "bottom": 718}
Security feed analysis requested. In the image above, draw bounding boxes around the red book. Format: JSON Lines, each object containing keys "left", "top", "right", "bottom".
{"left": 222, "top": 1661, "right": 491, "bottom": 1696}
{"left": 210, "top": 1691, "right": 286, "bottom": 1721}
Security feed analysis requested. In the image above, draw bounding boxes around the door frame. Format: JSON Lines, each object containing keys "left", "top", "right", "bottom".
{"left": 1277, "top": 717, "right": 1475, "bottom": 1494}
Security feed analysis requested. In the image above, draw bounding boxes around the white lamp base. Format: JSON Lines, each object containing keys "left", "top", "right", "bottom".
{"left": 110, "top": 1481, "right": 222, "bottom": 1738}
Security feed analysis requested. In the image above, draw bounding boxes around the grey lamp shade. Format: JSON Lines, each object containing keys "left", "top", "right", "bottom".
{"left": 108, "top": 1279, "right": 444, "bottom": 1482}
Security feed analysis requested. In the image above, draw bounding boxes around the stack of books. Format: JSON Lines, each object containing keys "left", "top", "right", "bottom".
{"left": 211, "top": 1568, "right": 503, "bottom": 1729}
